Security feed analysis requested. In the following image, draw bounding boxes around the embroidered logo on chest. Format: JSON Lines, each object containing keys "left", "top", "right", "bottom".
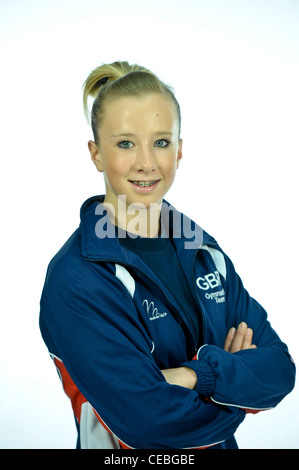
{"left": 142, "top": 300, "right": 168, "bottom": 321}
{"left": 196, "top": 271, "right": 221, "bottom": 290}
{"left": 196, "top": 271, "right": 226, "bottom": 303}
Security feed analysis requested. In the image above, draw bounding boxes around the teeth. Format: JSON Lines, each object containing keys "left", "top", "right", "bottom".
{"left": 132, "top": 181, "right": 156, "bottom": 187}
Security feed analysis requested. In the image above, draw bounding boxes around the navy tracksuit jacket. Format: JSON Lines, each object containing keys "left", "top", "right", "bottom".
{"left": 39, "top": 196, "right": 295, "bottom": 448}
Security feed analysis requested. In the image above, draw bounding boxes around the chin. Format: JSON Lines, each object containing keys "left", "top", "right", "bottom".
{"left": 128, "top": 198, "right": 162, "bottom": 210}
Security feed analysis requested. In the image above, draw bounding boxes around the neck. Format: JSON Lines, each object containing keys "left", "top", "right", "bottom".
{"left": 104, "top": 195, "right": 161, "bottom": 238}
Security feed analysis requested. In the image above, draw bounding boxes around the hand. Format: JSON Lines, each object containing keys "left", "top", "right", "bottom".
{"left": 224, "top": 322, "right": 257, "bottom": 353}
{"left": 161, "top": 367, "right": 197, "bottom": 390}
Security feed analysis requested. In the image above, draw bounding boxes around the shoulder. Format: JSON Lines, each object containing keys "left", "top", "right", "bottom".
{"left": 45, "top": 228, "right": 82, "bottom": 280}
{"left": 43, "top": 228, "right": 105, "bottom": 297}
{"left": 42, "top": 226, "right": 121, "bottom": 298}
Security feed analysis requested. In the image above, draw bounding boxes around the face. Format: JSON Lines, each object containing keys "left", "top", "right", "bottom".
{"left": 88, "top": 93, "right": 183, "bottom": 211}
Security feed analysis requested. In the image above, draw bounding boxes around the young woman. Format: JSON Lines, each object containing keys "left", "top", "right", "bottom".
{"left": 39, "top": 61, "right": 295, "bottom": 449}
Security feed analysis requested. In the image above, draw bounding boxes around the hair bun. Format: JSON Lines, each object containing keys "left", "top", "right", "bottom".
{"left": 96, "top": 77, "right": 109, "bottom": 88}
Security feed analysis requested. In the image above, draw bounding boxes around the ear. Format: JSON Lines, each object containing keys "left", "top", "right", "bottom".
{"left": 176, "top": 139, "right": 183, "bottom": 169}
{"left": 88, "top": 140, "right": 104, "bottom": 172}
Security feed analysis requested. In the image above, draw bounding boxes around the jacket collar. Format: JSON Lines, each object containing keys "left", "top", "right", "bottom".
{"left": 79, "top": 195, "right": 217, "bottom": 262}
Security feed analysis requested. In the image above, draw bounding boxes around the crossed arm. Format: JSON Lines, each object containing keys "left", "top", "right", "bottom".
{"left": 161, "top": 323, "right": 257, "bottom": 389}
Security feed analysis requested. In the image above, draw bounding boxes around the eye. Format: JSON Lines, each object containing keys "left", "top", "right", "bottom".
{"left": 155, "top": 139, "right": 170, "bottom": 148}
{"left": 118, "top": 140, "right": 134, "bottom": 149}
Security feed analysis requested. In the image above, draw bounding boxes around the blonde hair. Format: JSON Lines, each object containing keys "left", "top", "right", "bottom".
{"left": 82, "top": 61, "right": 181, "bottom": 142}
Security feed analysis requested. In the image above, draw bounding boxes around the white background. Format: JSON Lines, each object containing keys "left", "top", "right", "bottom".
{"left": 0, "top": 0, "right": 298, "bottom": 449}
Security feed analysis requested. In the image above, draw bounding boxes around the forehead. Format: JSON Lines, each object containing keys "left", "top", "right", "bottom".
{"left": 101, "top": 93, "right": 178, "bottom": 133}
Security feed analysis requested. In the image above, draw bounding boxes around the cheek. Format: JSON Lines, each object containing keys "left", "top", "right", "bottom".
{"left": 163, "top": 156, "right": 178, "bottom": 180}
{"left": 101, "top": 154, "right": 131, "bottom": 191}
{"left": 101, "top": 151, "right": 128, "bottom": 176}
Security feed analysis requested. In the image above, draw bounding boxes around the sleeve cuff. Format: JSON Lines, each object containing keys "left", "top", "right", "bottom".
{"left": 181, "top": 358, "right": 216, "bottom": 397}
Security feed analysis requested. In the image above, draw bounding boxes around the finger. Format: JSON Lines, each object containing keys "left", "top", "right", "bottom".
{"left": 224, "top": 327, "right": 236, "bottom": 351}
{"left": 229, "top": 322, "right": 247, "bottom": 353}
{"left": 241, "top": 327, "right": 253, "bottom": 350}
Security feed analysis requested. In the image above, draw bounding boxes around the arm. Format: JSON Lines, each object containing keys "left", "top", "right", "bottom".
{"left": 162, "top": 322, "right": 256, "bottom": 389}
{"left": 173, "top": 254, "right": 295, "bottom": 411}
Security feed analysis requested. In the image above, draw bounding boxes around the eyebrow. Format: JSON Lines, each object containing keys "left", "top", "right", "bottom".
{"left": 110, "top": 132, "right": 174, "bottom": 138}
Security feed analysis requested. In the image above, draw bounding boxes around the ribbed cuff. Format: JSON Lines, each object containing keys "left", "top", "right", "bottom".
{"left": 181, "top": 359, "right": 216, "bottom": 397}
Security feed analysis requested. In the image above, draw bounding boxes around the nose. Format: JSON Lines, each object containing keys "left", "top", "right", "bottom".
{"left": 134, "top": 145, "right": 157, "bottom": 173}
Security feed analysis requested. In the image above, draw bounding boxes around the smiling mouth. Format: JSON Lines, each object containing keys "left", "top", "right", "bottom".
{"left": 129, "top": 180, "right": 160, "bottom": 187}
